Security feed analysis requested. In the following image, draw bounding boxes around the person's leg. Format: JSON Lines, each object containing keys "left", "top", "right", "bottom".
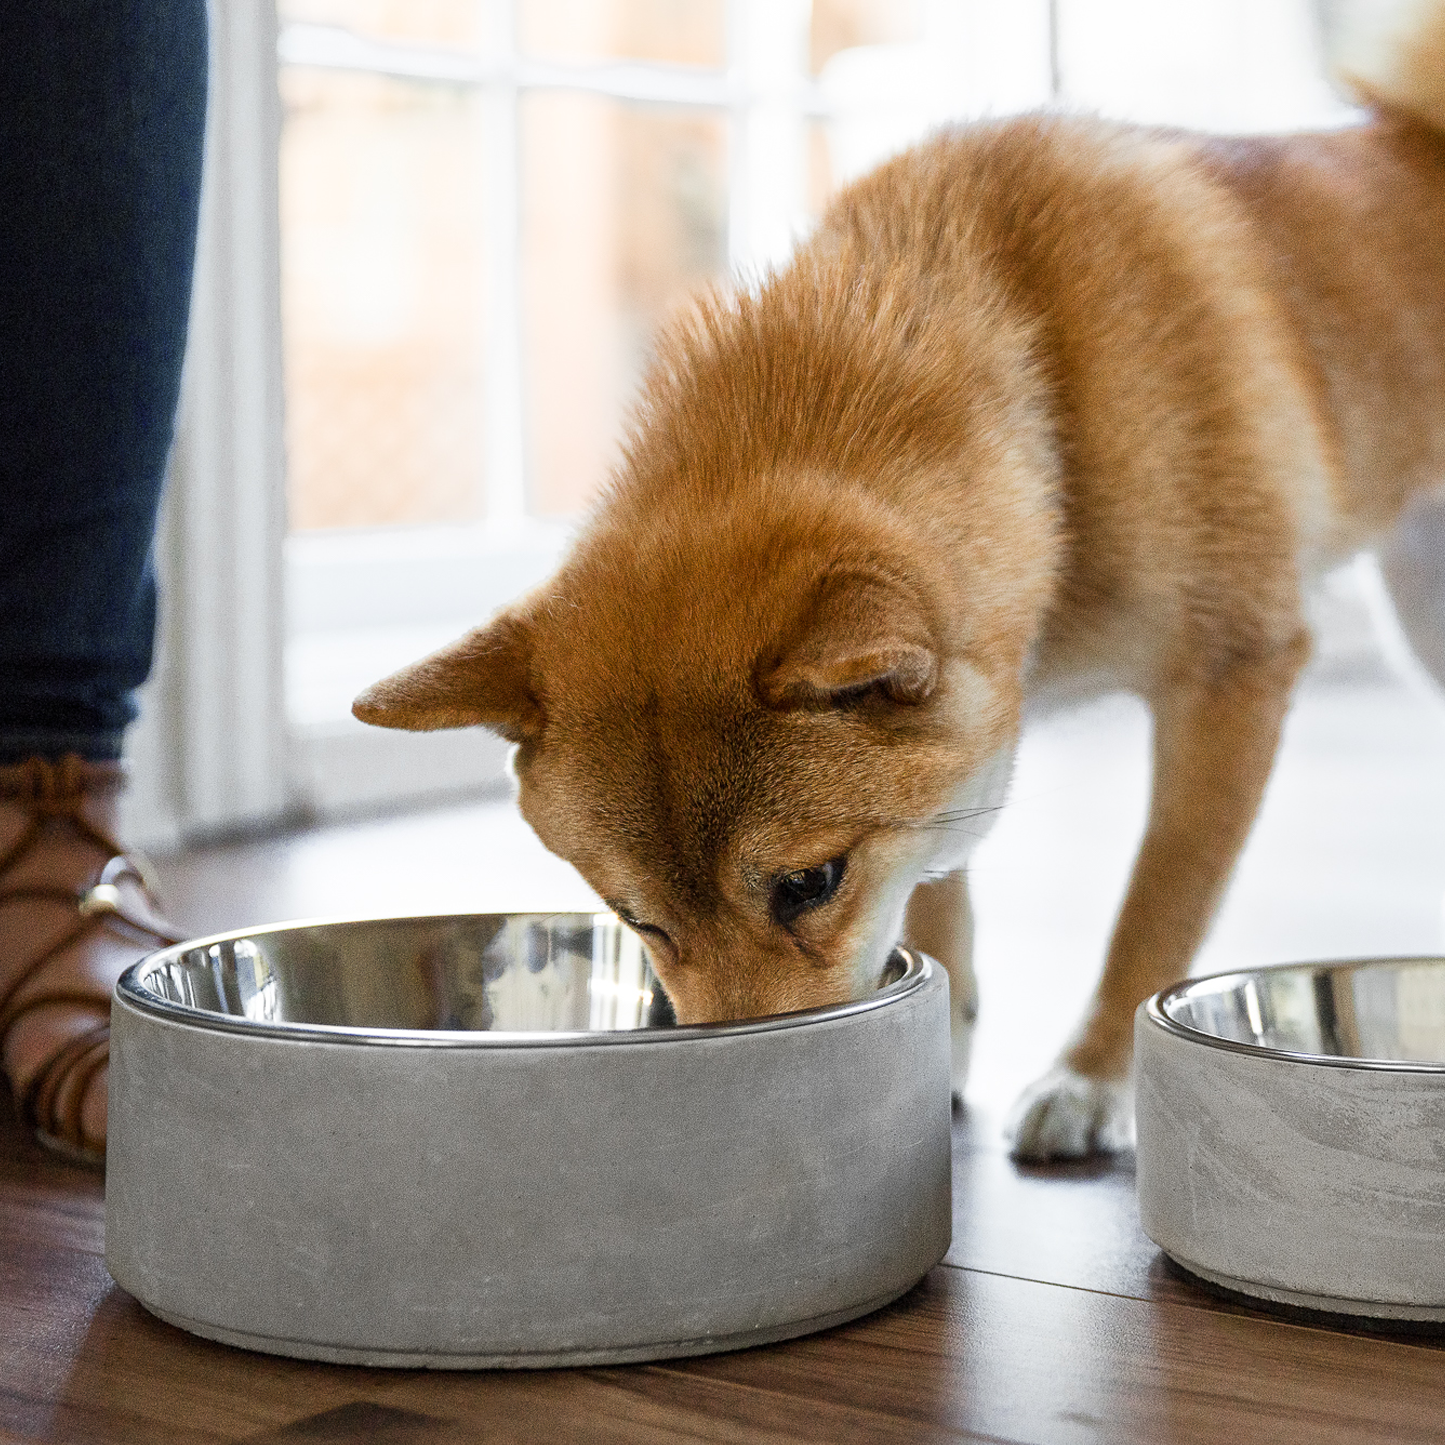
{"left": 0, "top": 0, "right": 207, "bottom": 1160}
{"left": 0, "top": 0, "right": 207, "bottom": 754}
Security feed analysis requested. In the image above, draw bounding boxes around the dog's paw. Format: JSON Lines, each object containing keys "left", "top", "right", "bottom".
{"left": 1005, "top": 1066, "right": 1134, "bottom": 1161}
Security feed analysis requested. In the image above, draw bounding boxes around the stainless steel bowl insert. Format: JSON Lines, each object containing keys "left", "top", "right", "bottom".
{"left": 106, "top": 914, "right": 951, "bottom": 1367}
{"left": 1136, "top": 956, "right": 1445, "bottom": 1323}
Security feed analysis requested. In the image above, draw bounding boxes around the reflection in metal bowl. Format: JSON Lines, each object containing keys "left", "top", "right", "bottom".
{"left": 1158, "top": 957, "right": 1445, "bottom": 1065}
{"left": 126, "top": 913, "right": 662, "bottom": 1036}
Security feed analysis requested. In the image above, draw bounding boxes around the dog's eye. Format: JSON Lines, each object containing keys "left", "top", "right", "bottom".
{"left": 609, "top": 904, "right": 672, "bottom": 946}
{"left": 771, "top": 856, "right": 846, "bottom": 926}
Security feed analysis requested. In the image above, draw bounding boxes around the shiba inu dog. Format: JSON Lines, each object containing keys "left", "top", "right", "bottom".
{"left": 355, "top": 2, "right": 1445, "bottom": 1159}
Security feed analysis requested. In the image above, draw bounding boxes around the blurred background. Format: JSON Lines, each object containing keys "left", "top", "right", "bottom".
{"left": 275, "top": 0, "right": 1351, "bottom": 533}
{"left": 125, "top": 0, "right": 1445, "bottom": 1110}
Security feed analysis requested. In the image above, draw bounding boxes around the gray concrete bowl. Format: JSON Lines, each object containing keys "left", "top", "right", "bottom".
{"left": 1136, "top": 956, "right": 1445, "bottom": 1323}
{"left": 105, "top": 914, "right": 952, "bottom": 1368}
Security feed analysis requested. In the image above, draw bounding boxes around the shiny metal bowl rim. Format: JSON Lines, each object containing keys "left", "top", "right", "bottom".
{"left": 1146, "top": 954, "right": 1445, "bottom": 1074}
{"left": 117, "top": 913, "right": 932, "bottom": 1049}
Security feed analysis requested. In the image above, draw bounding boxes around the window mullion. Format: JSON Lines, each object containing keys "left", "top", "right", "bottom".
{"left": 727, "top": 0, "right": 812, "bottom": 276}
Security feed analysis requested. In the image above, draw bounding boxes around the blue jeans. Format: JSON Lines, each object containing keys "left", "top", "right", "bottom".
{"left": 0, "top": 0, "right": 207, "bottom": 764}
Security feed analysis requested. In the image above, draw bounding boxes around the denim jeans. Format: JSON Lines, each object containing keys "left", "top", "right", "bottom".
{"left": 0, "top": 0, "right": 207, "bottom": 764}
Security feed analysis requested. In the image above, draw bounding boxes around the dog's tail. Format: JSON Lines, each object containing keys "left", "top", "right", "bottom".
{"left": 1324, "top": 0, "right": 1445, "bottom": 131}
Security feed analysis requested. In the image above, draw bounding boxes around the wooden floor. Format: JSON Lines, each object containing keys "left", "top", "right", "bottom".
{"left": 5, "top": 675, "right": 1445, "bottom": 1443}
{"left": 8, "top": 1095, "right": 1445, "bottom": 1443}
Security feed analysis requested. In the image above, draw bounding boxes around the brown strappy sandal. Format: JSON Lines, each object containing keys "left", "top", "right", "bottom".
{"left": 0, "top": 755, "right": 184, "bottom": 1165}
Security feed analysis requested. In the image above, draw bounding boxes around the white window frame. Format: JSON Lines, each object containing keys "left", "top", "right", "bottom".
{"left": 273, "top": 0, "right": 1033, "bottom": 821}
{"left": 273, "top": 0, "right": 1061, "bottom": 821}
{"left": 118, "top": 0, "right": 1057, "bottom": 841}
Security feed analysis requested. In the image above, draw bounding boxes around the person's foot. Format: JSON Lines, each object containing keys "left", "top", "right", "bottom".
{"left": 0, "top": 755, "right": 182, "bottom": 1164}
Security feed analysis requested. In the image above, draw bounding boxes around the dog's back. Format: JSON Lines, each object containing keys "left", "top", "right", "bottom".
{"left": 1201, "top": 120, "right": 1445, "bottom": 542}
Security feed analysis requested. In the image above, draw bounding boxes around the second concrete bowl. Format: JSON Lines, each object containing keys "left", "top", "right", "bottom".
{"left": 1137, "top": 956, "right": 1445, "bottom": 1324}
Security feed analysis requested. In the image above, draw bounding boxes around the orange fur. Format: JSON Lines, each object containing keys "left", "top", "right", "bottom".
{"left": 357, "top": 11, "right": 1445, "bottom": 1158}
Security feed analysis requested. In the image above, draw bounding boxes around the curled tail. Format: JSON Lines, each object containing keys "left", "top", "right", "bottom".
{"left": 1324, "top": 0, "right": 1445, "bottom": 131}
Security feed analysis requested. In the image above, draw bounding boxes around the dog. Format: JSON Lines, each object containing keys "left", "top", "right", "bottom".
{"left": 354, "top": 2, "right": 1445, "bottom": 1160}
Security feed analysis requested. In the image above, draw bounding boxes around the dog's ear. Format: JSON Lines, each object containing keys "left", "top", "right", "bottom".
{"left": 352, "top": 611, "right": 543, "bottom": 740}
{"left": 758, "top": 572, "right": 938, "bottom": 709}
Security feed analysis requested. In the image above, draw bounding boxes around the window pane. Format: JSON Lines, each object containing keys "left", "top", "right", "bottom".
{"left": 280, "top": 68, "right": 487, "bottom": 531}
{"left": 277, "top": 0, "right": 481, "bottom": 49}
{"left": 1056, "top": 0, "right": 1350, "bottom": 131}
{"left": 811, "top": 0, "right": 921, "bottom": 74}
{"left": 519, "top": 0, "right": 725, "bottom": 68}
{"left": 521, "top": 95, "right": 727, "bottom": 515}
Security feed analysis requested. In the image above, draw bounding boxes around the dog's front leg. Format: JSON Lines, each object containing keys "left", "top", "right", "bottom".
{"left": 1009, "top": 632, "right": 1310, "bottom": 1160}
{"left": 904, "top": 869, "right": 978, "bottom": 1107}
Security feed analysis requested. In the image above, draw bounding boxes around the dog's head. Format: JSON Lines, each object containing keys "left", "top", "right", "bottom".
{"left": 354, "top": 482, "right": 1034, "bottom": 1020}
{"left": 355, "top": 273, "right": 1056, "bottom": 1021}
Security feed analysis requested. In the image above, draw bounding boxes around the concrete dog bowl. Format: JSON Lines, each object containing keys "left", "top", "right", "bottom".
{"left": 1136, "top": 956, "right": 1445, "bottom": 1324}
{"left": 105, "top": 914, "right": 952, "bottom": 1368}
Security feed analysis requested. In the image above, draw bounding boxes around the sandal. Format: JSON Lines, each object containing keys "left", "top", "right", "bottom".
{"left": 0, "top": 755, "right": 184, "bottom": 1165}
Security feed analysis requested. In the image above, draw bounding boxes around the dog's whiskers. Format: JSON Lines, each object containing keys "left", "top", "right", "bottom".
{"left": 908, "top": 804, "right": 1005, "bottom": 832}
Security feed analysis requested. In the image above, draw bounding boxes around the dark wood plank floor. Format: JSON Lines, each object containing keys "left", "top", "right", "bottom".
{"left": 6, "top": 1092, "right": 1445, "bottom": 1445}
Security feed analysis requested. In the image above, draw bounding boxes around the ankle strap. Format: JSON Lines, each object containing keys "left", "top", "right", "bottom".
{"left": 0, "top": 755, "right": 128, "bottom": 877}
{"left": 0, "top": 754, "right": 126, "bottom": 804}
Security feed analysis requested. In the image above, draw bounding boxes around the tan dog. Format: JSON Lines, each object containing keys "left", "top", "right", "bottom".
{"left": 356, "top": 5, "right": 1445, "bottom": 1159}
